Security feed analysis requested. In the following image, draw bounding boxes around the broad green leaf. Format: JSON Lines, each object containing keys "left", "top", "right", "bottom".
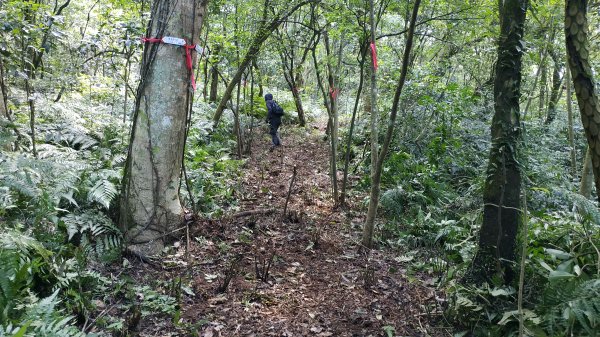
{"left": 548, "top": 270, "right": 576, "bottom": 280}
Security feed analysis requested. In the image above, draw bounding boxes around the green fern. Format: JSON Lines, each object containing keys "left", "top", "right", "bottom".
{"left": 18, "top": 290, "right": 86, "bottom": 337}
{"left": 555, "top": 188, "right": 600, "bottom": 225}
{"left": 541, "top": 279, "right": 600, "bottom": 336}
{"left": 0, "top": 231, "right": 46, "bottom": 326}
{"left": 86, "top": 170, "right": 119, "bottom": 209}
{"left": 61, "top": 212, "right": 122, "bottom": 259}
{"left": 42, "top": 122, "right": 98, "bottom": 151}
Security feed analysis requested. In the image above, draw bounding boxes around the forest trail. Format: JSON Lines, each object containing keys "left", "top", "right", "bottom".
{"left": 129, "top": 123, "right": 445, "bottom": 337}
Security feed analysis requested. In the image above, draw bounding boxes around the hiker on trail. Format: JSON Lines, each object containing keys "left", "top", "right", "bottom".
{"left": 264, "top": 93, "right": 284, "bottom": 150}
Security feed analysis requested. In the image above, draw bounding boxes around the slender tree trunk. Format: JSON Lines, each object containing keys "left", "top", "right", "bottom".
{"left": 234, "top": 79, "right": 243, "bottom": 158}
{"left": 565, "top": 0, "right": 600, "bottom": 204}
{"left": 369, "top": 0, "right": 379, "bottom": 183}
{"left": 120, "top": 0, "right": 209, "bottom": 256}
{"left": 544, "top": 50, "right": 563, "bottom": 124}
{"left": 208, "top": 44, "right": 220, "bottom": 102}
{"left": 323, "top": 30, "right": 339, "bottom": 204}
{"left": 123, "top": 50, "right": 132, "bottom": 123}
{"left": 25, "top": 72, "right": 37, "bottom": 158}
{"left": 362, "top": 0, "right": 421, "bottom": 249}
{"left": 280, "top": 49, "right": 307, "bottom": 126}
{"left": 254, "top": 61, "right": 264, "bottom": 98}
{"left": 566, "top": 64, "right": 577, "bottom": 177}
{"left": 538, "top": 62, "right": 547, "bottom": 119}
{"left": 580, "top": 147, "right": 594, "bottom": 198}
{"left": 0, "top": 55, "right": 8, "bottom": 120}
{"left": 340, "top": 42, "right": 368, "bottom": 206}
{"left": 469, "top": 0, "right": 528, "bottom": 285}
{"left": 244, "top": 66, "right": 255, "bottom": 155}
{"left": 311, "top": 31, "right": 340, "bottom": 203}
{"left": 233, "top": 5, "right": 244, "bottom": 158}
{"left": 523, "top": 45, "right": 548, "bottom": 119}
{"left": 212, "top": 0, "right": 314, "bottom": 127}
{"left": 291, "top": 86, "right": 306, "bottom": 126}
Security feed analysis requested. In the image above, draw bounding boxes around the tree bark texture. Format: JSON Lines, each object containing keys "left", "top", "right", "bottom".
{"left": 470, "top": 0, "right": 527, "bottom": 284}
{"left": 565, "top": 0, "right": 600, "bottom": 204}
{"left": 120, "top": 0, "right": 209, "bottom": 256}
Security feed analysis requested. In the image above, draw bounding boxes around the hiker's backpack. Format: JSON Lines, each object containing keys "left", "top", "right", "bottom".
{"left": 272, "top": 101, "right": 284, "bottom": 116}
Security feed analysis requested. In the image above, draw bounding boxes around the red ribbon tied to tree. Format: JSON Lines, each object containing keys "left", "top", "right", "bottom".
{"left": 370, "top": 41, "right": 378, "bottom": 70}
{"left": 141, "top": 36, "right": 204, "bottom": 91}
{"left": 329, "top": 87, "right": 340, "bottom": 100}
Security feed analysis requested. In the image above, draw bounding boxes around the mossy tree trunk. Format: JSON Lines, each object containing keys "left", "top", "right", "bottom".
{"left": 565, "top": 0, "right": 600, "bottom": 204}
{"left": 469, "top": 0, "right": 528, "bottom": 284}
{"left": 120, "top": 0, "right": 209, "bottom": 256}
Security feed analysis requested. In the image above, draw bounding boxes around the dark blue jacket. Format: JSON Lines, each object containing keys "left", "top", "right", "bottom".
{"left": 265, "top": 93, "right": 283, "bottom": 127}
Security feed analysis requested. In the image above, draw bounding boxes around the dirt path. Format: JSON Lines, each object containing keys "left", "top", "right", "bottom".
{"left": 129, "top": 125, "right": 446, "bottom": 336}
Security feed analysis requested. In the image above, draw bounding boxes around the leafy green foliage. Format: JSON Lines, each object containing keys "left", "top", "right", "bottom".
{"left": 540, "top": 279, "right": 600, "bottom": 336}
{"left": 0, "top": 230, "right": 87, "bottom": 336}
{"left": 185, "top": 108, "right": 245, "bottom": 217}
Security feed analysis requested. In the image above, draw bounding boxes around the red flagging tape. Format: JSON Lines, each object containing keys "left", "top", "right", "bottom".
{"left": 141, "top": 36, "right": 199, "bottom": 91}
{"left": 184, "top": 44, "right": 196, "bottom": 91}
{"left": 370, "top": 42, "right": 378, "bottom": 70}
{"left": 329, "top": 87, "right": 339, "bottom": 100}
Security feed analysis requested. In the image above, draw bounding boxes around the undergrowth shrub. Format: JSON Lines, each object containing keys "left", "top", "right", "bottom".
{"left": 0, "top": 95, "right": 126, "bottom": 335}
{"left": 185, "top": 112, "right": 244, "bottom": 217}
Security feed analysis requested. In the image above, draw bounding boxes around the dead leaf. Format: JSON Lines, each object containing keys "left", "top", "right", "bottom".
{"left": 310, "top": 326, "right": 323, "bottom": 333}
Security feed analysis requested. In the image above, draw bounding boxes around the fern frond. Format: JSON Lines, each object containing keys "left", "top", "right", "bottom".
{"left": 61, "top": 212, "right": 122, "bottom": 259}
{"left": 541, "top": 279, "right": 600, "bottom": 336}
{"left": 21, "top": 289, "right": 86, "bottom": 337}
{"left": 557, "top": 188, "right": 600, "bottom": 225}
{"left": 0, "top": 187, "right": 15, "bottom": 212}
{"left": 0, "top": 231, "right": 52, "bottom": 258}
{"left": 87, "top": 179, "right": 117, "bottom": 209}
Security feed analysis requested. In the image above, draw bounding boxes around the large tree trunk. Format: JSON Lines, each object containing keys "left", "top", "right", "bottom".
{"left": 362, "top": 0, "right": 420, "bottom": 249}
{"left": 120, "top": 0, "right": 209, "bottom": 256}
{"left": 565, "top": 0, "right": 600, "bottom": 204}
{"left": 469, "top": 0, "right": 528, "bottom": 285}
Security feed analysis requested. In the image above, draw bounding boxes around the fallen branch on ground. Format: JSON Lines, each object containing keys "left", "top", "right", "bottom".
{"left": 231, "top": 208, "right": 275, "bottom": 218}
